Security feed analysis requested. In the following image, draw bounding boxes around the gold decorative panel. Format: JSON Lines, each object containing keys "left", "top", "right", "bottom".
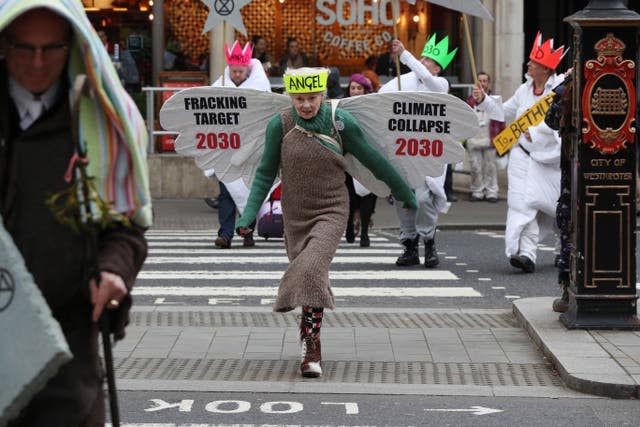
{"left": 167, "top": 0, "right": 210, "bottom": 62}
{"left": 165, "top": 1, "right": 430, "bottom": 74}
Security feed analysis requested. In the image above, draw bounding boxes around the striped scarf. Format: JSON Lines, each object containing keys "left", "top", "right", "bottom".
{"left": 0, "top": 0, "right": 152, "bottom": 227}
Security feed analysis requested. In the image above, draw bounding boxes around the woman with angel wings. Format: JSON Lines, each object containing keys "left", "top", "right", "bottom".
{"left": 160, "top": 65, "right": 477, "bottom": 379}
{"left": 236, "top": 67, "right": 417, "bottom": 378}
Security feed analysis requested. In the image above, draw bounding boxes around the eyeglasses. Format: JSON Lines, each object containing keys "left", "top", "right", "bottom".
{"left": 5, "top": 37, "right": 69, "bottom": 62}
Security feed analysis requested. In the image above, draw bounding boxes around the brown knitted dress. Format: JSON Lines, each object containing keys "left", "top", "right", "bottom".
{"left": 274, "top": 111, "right": 348, "bottom": 312}
{"left": 236, "top": 103, "right": 417, "bottom": 313}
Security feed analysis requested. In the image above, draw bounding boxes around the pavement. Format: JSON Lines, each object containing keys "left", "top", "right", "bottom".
{"left": 137, "top": 189, "right": 640, "bottom": 399}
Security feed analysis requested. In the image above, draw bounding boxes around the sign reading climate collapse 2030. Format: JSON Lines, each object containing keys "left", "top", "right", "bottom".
{"left": 339, "top": 91, "right": 478, "bottom": 189}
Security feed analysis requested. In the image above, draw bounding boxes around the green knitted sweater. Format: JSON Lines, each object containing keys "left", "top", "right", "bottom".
{"left": 237, "top": 102, "right": 417, "bottom": 229}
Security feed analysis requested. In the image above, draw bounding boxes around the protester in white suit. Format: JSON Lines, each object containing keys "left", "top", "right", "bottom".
{"left": 473, "top": 32, "right": 567, "bottom": 273}
{"left": 206, "top": 41, "right": 271, "bottom": 248}
{"left": 379, "top": 34, "right": 457, "bottom": 268}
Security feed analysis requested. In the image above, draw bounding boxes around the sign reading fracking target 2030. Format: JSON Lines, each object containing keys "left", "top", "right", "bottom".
{"left": 160, "top": 87, "right": 291, "bottom": 187}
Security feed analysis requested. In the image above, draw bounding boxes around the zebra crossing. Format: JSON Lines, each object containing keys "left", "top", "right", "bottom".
{"left": 133, "top": 229, "right": 483, "bottom": 305}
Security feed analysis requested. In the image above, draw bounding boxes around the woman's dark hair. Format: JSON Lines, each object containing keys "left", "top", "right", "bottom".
{"left": 365, "top": 55, "right": 378, "bottom": 68}
{"left": 251, "top": 35, "right": 268, "bottom": 62}
{"left": 251, "top": 35, "right": 263, "bottom": 46}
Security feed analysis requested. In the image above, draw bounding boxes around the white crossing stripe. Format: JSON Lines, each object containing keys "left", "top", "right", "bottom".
{"left": 137, "top": 270, "right": 458, "bottom": 280}
{"left": 132, "top": 286, "right": 481, "bottom": 297}
{"left": 145, "top": 256, "right": 402, "bottom": 264}
{"left": 146, "top": 235, "right": 388, "bottom": 241}
{"left": 147, "top": 242, "right": 402, "bottom": 248}
{"left": 148, "top": 248, "right": 402, "bottom": 255}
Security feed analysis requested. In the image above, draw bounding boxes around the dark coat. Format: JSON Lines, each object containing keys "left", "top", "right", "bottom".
{"left": 375, "top": 52, "right": 410, "bottom": 77}
{"left": 1, "top": 62, "right": 148, "bottom": 426}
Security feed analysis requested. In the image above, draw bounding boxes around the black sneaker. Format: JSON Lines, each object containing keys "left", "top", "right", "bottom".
{"left": 509, "top": 255, "right": 535, "bottom": 273}
{"left": 243, "top": 234, "right": 255, "bottom": 247}
{"left": 214, "top": 235, "right": 231, "bottom": 249}
{"left": 204, "top": 197, "right": 220, "bottom": 209}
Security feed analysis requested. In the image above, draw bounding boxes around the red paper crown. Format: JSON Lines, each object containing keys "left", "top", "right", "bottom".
{"left": 529, "top": 32, "right": 568, "bottom": 70}
{"left": 225, "top": 41, "right": 253, "bottom": 66}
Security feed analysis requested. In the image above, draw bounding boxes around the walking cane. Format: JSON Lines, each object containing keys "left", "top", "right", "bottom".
{"left": 69, "top": 75, "right": 121, "bottom": 427}
{"left": 100, "top": 313, "right": 120, "bottom": 427}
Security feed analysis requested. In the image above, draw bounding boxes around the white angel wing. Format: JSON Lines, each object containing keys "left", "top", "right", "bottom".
{"left": 159, "top": 87, "right": 290, "bottom": 189}
{"left": 338, "top": 91, "right": 479, "bottom": 194}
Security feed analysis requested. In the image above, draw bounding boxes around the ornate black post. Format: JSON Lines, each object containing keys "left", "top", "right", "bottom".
{"left": 562, "top": 0, "right": 640, "bottom": 329}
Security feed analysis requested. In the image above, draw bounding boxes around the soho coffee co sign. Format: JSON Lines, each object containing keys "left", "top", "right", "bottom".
{"left": 316, "top": 0, "right": 399, "bottom": 53}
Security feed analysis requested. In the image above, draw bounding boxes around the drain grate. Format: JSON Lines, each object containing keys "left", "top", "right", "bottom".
{"left": 114, "top": 358, "right": 561, "bottom": 386}
{"left": 130, "top": 311, "right": 518, "bottom": 329}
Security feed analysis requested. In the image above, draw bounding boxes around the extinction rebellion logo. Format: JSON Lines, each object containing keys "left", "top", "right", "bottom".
{"left": 215, "top": 0, "right": 235, "bottom": 16}
{"left": 0, "top": 268, "right": 15, "bottom": 312}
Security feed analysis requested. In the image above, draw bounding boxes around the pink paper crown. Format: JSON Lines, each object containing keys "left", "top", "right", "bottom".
{"left": 225, "top": 41, "right": 253, "bottom": 66}
{"left": 529, "top": 31, "right": 568, "bottom": 70}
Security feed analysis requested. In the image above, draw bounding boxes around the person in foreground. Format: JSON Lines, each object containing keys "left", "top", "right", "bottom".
{"left": 1, "top": 3, "right": 151, "bottom": 425}
{"left": 236, "top": 67, "right": 417, "bottom": 378}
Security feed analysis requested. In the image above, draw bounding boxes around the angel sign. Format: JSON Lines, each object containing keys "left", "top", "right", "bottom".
{"left": 161, "top": 66, "right": 477, "bottom": 378}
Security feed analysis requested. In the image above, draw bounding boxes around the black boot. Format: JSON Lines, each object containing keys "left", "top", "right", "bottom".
{"left": 395, "top": 236, "right": 420, "bottom": 266}
{"left": 424, "top": 238, "right": 439, "bottom": 268}
{"left": 552, "top": 271, "right": 570, "bottom": 313}
{"left": 345, "top": 212, "right": 355, "bottom": 243}
{"left": 360, "top": 214, "right": 371, "bottom": 247}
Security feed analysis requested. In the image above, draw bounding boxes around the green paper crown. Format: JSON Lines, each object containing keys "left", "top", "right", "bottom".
{"left": 421, "top": 33, "right": 458, "bottom": 71}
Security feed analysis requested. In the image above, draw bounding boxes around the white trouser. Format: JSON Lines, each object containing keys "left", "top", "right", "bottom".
{"left": 505, "top": 146, "right": 538, "bottom": 262}
{"left": 505, "top": 208, "right": 539, "bottom": 262}
{"left": 395, "top": 183, "right": 438, "bottom": 241}
{"left": 468, "top": 147, "right": 498, "bottom": 198}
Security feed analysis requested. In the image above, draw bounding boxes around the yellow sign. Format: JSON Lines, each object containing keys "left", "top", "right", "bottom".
{"left": 283, "top": 71, "right": 329, "bottom": 94}
{"left": 492, "top": 92, "right": 555, "bottom": 156}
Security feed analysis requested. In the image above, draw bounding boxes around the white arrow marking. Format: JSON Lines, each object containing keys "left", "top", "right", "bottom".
{"left": 132, "top": 286, "right": 481, "bottom": 297}
{"left": 144, "top": 399, "right": 194, "bottom": 412}
{"left": 424, "top": 406, "right": 503, "bottom": 416}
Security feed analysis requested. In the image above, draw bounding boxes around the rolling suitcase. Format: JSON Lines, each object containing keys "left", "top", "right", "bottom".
{"left": 257, "top": 183, "right": 284, "bottom": 239}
